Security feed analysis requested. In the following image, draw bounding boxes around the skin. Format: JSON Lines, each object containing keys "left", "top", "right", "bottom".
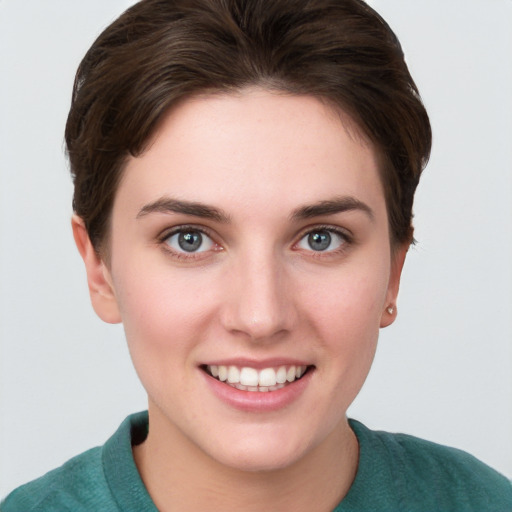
{"left": 73, "top": 89, "right": 406, "bottom": 511}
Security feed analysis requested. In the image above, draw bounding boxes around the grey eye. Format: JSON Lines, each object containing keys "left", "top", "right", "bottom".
{"left": 297, "top": 229, "right": 345, "bottom": 252}
{"left": 307, "top": 231, "right": 331, "bottom": 251}
{"left": 165, "top": 230, "right": 214, "bottom": 253}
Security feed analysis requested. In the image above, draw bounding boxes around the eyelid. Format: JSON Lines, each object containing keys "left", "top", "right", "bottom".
{"left": 295, "top": 224, "right": 353, "bottom": 242}
{"left": 156, "top": 223, "right": 353, "bottom": 259}
{"left": 158, "top": 224, "right": 222, "bottom": 258}
{"left": 158, "top": 223, "right": 216, "bottom": 240}
{"left": 293, "top": 224, "right": 353, "bottom": 254}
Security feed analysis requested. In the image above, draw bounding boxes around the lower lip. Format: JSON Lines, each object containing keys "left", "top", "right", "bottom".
{"left": 201, "top": 368, "right": 314, "bottom": 413}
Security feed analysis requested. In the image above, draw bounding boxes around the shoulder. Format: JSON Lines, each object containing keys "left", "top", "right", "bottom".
{"left": 0, "top": 446, "right": 116, "bottom": 511}
{"left": 1, "top": 412, "right": 152, "bottom": 512}
{"left": 385, "top": 429, "right": 512, "bottom": 505}
{"left": 348, "top": 419, "right": 512, "bottom": 511}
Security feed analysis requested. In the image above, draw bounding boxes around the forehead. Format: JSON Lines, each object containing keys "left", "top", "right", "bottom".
{"left": 116, "top": 89, "right": 385, "bottom": 221}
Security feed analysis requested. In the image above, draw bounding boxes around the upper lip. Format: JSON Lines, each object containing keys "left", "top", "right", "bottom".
{"left": 200, "top": 358, "right": 313, "bottom": 369}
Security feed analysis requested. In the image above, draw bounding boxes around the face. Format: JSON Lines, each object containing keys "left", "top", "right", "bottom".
{"left": 76, "top": 89, "right": 405, "bottom": 472}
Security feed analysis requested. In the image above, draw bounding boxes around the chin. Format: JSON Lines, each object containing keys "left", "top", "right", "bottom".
{"left": 199, "top": 421, "right": 327, "bottom": 474}
{"left": 212, "top": 442, "right": 307, "bottom": 473}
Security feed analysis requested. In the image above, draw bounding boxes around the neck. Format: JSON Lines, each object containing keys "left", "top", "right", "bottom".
{"left": 133, "top": 405, "right": 359, "bottom": 512}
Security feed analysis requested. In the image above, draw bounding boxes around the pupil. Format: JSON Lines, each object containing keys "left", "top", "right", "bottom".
{"left": 178, "top": 231, "right": 202, "bottom": 252}
{"left": 308, "top": 231, "right": 331, "bottom": 251}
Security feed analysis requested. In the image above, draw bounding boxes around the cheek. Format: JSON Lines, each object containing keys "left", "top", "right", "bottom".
{"left": 299, "top": 260, "right": 389, "bottom": 396}
{"left": 111, "top": 267, "right": 225, "bottom": 408}
{"left": 313, "top": 277, "right": 382, "bottom": 371}
{"left": 304, "top": 260, "right": 390, "bottom": 336}
{"left": 112, "top": 265, "right": 219, "bottom": 365}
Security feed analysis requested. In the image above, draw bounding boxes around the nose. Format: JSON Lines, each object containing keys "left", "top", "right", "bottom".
{"left": 220, "top": 250, "right": 296, "bottom": 342}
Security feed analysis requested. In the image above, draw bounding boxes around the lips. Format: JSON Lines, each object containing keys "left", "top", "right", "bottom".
{"left": 203, "top": 364, "right": 310, "bottom": 392}
{"left": 201, "top": 360, "right": 314, "bottom": 412}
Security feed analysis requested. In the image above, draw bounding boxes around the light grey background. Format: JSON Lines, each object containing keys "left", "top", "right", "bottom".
{"left": 1, "top": 0, "right": 511, "bottom": 498}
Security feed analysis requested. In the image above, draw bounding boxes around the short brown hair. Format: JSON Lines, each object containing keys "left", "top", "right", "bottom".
{"left": 65, "top": 0, "right": 431, "bottom": 252}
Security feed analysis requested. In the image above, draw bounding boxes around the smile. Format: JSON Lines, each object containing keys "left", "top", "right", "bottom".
{"left": 204, "top": 364, "right": 310, "bottom": 392}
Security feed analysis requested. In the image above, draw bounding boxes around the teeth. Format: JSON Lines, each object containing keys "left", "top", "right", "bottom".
{"left": 276, "top": 366, "right": 287, "bottom": 384}
{"left": 240, "top": 367, "right": 259, "bottom": 387}
{"left": 206, "top": 364, "right": 308, "bottom": 391}
{"left": 227, "top": 366, "right": 240, "bottom": 383}
{"left": 218, "top": 365, "right": 228, "bottom": 382}
{"left": 259, "top": 368, "right": 277, "bottom": 387}
{"left": 231, "top": 383, "right": 285, "bottom": 392}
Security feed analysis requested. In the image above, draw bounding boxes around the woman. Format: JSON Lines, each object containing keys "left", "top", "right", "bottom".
{"left": 2, "top": 0, "right": 511, "bottom": 510}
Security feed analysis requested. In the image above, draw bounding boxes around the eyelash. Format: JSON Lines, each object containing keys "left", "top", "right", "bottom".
{"left": 293, "top": 225, "right": 353, "bottom": 258}
{"left": 158, "top": 225, "right": 220, "bottom": 261}
{"left": 157, "top": 224, "right": 353, "bottom": 260}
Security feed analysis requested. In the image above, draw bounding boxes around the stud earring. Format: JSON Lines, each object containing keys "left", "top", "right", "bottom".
{"left": 386, "top": 305, "right": 395, "bottom": 315}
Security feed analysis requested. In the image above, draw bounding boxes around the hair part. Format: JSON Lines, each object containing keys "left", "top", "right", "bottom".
{"left": 65, "top": 0, "right": 431, "bottom": 253}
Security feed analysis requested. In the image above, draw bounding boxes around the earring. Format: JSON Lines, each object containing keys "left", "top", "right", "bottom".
{"left": 386, "top": 305, "right": 395, "bottom": 315}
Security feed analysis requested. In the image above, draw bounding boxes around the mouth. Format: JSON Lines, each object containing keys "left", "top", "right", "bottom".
{"left": 201, "top": 364, "right": 313, "bottom": 392}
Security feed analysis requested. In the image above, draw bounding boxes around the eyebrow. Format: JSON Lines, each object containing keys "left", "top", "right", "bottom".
{"left": 136, "top": 195, "right": 374, "bottom": 223}
{"left": 136, "top": 197, "right": 231, "bottom": 223}
{"left": 291, "top": 196, "right": 374, "bottom": 221}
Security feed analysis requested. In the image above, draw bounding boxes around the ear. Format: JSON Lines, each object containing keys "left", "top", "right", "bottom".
{"left": 71, "top": 215, "right": 122, "bottom": 324}
{"left": 380, "top": 244, "right": 408, "bottom": 328}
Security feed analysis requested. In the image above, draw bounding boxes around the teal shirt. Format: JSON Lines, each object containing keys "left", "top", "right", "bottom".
{"left": 2, "top": 411, "right": 511, "bottom": 511}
